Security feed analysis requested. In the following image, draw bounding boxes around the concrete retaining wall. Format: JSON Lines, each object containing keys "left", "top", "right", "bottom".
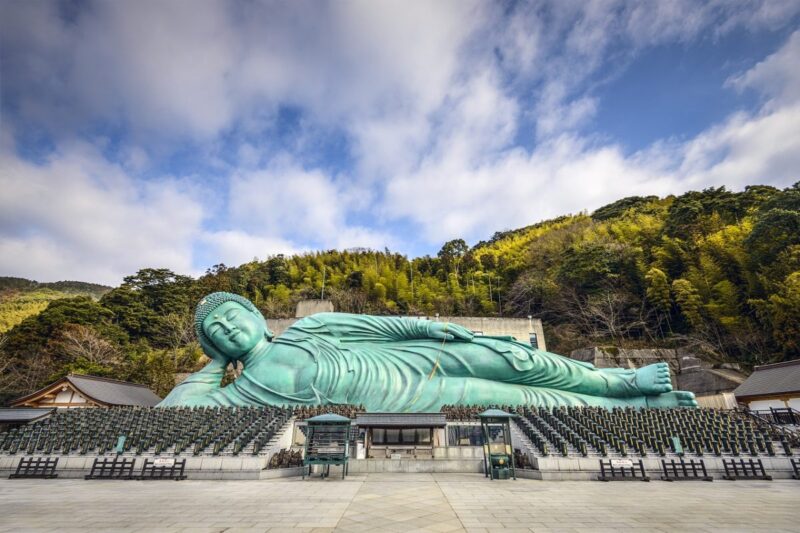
{"left": 530, "top": 456, "right": 797, "bottom": 480}
{"left": 2, "top": 453, "right": 793, "bottom": 480}
{"left": 347, "top": 458, "right": 484, "bottom": 473}
{"left": 0, "top": 455, "right": 271, "bottom": 480}
{"left": 269, "top": 316, "right": 545, "bottom": 349}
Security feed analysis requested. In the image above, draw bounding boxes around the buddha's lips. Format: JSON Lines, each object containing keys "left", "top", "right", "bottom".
{"left": 229, "top": 331, "right": 240, "bottom": 342}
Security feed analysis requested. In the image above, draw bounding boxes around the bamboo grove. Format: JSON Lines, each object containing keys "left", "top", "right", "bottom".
{"left": 1, "top": 183, "right": 798, "bottom": 403}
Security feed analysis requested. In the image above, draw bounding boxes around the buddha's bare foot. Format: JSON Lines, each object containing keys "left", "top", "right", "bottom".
{"left": 634, "top": 362, "right": 673, "bottom": 395}
{"left": 602, "top": 367, "right": 635, "bottom": 375}
{"left": 646, "top": 391, "right": 697, "bottom": 408}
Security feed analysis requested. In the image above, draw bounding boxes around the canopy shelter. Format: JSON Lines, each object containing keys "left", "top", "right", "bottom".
{"left": 479, "top": 409, "right": 517, "bottom": 480}
{"left": 302, "top": 413, "right": 351, "bottom": 479}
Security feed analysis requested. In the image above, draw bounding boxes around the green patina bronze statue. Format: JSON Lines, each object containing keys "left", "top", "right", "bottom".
{"left": 159, "top": 292, "right": 697, "bottom": 411}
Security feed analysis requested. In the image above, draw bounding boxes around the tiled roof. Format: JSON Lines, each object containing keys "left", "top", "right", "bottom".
{"left": 354, "top": 412, "right": 446, "bottom": 427}
{"left": 733, "top": 360, "right": 800, "bottom": 399}
{"left": 11, "top": 374, "right": 162, "bottom": 407}
{"left": 0, "top": 407, "right": 55, "bottom": 423}
{"left": 66, "top": 375, "right": 162, "bottom": 406}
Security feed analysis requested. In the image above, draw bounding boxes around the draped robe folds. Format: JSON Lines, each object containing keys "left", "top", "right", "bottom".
{"left": 160, "top": 313, "right": 652, "bottom": 411}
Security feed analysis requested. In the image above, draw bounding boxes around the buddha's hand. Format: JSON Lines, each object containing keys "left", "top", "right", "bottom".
{"left": 427, "top": 322, "right": 474, "bottom": 342}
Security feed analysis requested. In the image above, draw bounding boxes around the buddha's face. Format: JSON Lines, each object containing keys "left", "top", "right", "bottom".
{"left": 202, "top": 301, "right": 265, "bottom": 358}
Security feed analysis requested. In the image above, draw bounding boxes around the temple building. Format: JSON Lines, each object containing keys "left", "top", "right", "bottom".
{"left": 9, "top": 374, "right": 162, "bottom": 409}
{"left": 734, "top": 359, "right": 800, "bottom": 411}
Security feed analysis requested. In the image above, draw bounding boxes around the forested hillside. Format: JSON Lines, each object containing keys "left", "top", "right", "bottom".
{"left": 0, "top": 278, "right": 111, "bottom": 334}
{"left": 1, "top": 184, "right": 798, "bottom": 404}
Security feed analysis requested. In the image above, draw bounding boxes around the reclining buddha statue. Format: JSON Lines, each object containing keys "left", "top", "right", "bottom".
{"left": 159, "top": 292, "right": 697, "bottom": 411}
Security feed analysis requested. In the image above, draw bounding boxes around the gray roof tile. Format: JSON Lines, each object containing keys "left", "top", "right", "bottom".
{"left": 0, "top": 408, "right": 55, "bottom": 423}
{"left": 354, "top": 412, "right": 446, "bottom": 427}
{"left": 66, "top": 375, "right": 162, "bottom": 406}
{"left": 733, "top": 360, "right": 800, "bottom": 398}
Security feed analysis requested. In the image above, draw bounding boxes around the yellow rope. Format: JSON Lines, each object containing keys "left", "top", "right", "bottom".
{"left": 426, "top": 323, "right": 447, "bottom": 380}
{"left": 408, "top": 323, "right": 448, "bottom": 408}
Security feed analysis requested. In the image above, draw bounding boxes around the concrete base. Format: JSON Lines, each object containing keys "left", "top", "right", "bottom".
{"left": 432, "top": 446, "right": 483, "bottom": 460}
{"left": 2, "top": 453, "right": 795, "bottom": 480}
{"left": 0, "top": 454, "right": 270, "bottom": 480}
{"left": 260, "top": 466, "right": 305, "bottom": 479}
{"left": 348, "top": 458, "right": 484, "bottom": 473}
{"left": 532, "top": 455, "right": 798, "bottom": 480}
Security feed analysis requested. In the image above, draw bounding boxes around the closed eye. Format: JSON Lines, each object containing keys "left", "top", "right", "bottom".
{"left": 225, "top": 308, "right": 239, "bottom": 321}
{"left": 208, "top": 324, "right": 222, "bottom": 336}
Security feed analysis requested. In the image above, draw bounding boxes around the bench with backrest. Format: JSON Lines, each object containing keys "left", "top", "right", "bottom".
{"left": 597, "top": 458, "right": 650, "bottom": 481}
{"left": 722, "top": 458, "right": 772, "bottom": 480}
{"left": 660, "top": 458, "right": 713, "bottom": 481}
{"left": 139, "top": 458, "right": 187, "bottom": 480}
{"left": 9, "top": 456, "right": 58, "bottom": 479}
{"left": 85, "top": 456, "right": 136, "bottom": 479}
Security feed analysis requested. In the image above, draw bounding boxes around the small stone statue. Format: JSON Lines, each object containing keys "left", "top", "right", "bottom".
{"left": 159, "top": 292, "right": 697, "bottom": 411}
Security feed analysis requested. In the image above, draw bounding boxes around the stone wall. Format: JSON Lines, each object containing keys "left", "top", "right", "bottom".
{"left": 294, "top": 299, "right": 334, "bottom": 317}
{"left": 268, "top": 314, "right": 545, "bottom": 349}
{"left": 569, "top": 347, "right": 747, "bottom": 397}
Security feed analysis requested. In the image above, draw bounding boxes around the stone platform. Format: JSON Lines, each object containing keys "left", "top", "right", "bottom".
{"left": 1, "top": 473, "right": 798, "bottom": 532}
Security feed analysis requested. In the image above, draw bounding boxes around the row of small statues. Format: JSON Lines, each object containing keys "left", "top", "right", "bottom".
{"left": 267, "top": 449, "right": 303, "bottom": 469}
{"left": 291, "top": 405, "right": 366, "bottom": 420}
{"left": 440, "top": 404, "right": 520, "bottom": 420}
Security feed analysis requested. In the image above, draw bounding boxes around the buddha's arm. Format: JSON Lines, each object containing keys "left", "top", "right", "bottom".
{"left": 158, "top": 359, "right": 227, "bottom": 406}
{"left": 291, "top": 312, "right": 433, "bottom": 342}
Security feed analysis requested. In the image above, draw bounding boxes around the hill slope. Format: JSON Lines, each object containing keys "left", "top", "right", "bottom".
{"left": 1, "top": 183, "right": 798, "bottom": 404}
{"left": 0, "top": 278, "right": 111, "bottom": 334}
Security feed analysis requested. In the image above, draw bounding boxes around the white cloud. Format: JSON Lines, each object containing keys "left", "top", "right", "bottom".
{"left": 727, "top": 30, "right": 800, "bottom": 106}
{"left": 200, "top": 231, "right": 300, "bottom": 268}
{"left": 1, "top": 1, "right": 799, "bottom": 283}
{"left": 0, "top": 129, "right": 204, "bottom": 285}
{"left": 227, "top": 158, "right": 392, "bottom": 251}
{"left": 385, "top": 28, "right": 800, "bottom": 244}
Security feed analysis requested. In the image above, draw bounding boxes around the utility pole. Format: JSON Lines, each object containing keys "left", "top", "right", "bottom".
{"left": 498, "top": 288, "right": 502, "bottom": 316}
{"left": 408, "top": 261, "right": 414, "bottom": 305}
{"left": 321, "top": 266, "right": 326, "bottom": 300}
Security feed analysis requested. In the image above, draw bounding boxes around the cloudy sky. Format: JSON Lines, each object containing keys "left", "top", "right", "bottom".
{"left": 1, "top": 1, "right": 799, "bottom": 285}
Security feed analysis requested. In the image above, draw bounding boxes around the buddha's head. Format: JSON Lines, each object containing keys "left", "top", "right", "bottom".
{"left": 194, "top": 292, "right": 274, "bottom": 361}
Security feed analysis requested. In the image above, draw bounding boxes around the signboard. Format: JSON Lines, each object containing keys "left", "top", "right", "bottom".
{"left": 390, "top": 453, "right": 402, "bottom": 460}
{"left": 153, "top": 458, "right": 175, "bottom": 467}
{"left": 115, "top": 436, "right": 126, "bottom": 454}
{"left": 610, "top": 459, "right": 633, "bottom": 469}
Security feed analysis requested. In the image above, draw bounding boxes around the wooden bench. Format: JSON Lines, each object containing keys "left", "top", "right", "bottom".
{"left": 9, "top": 457, "right": 58, "bottom": 479}
{"left": 85, "top": 457, "right": 136, "bottom": 479}
{"left": 597, "top": 459, "right": 649, "bottom": 482}
{"left": 139, "top": 458, "right": 187, "bottom": 480}
{"left": 660, "top": 458, "right": 713, "bottom": 481}
{"left": 722, "top": 458, "right": 772, "bottom": 481}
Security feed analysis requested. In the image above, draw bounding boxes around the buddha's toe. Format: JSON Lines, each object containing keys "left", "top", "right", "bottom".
{"left": 675, "top": 391, "right": 698, "bottom": 407}
{"left": 635, "top": 362, "right": 673, "bottom": 395}
{"left": 646, "top": 391, "right": 698, "bottom": 408}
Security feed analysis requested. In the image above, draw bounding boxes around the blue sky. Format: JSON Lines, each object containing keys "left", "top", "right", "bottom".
{"left": 1, "top": 1, "right": 799, "bottom": 285}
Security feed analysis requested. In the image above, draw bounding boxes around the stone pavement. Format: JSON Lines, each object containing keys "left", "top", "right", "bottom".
{"left": 0, "top": 473, "right": 798, "bottom": 532}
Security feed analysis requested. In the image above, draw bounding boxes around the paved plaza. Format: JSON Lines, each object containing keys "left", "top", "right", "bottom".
{"left": 1, "top": 473, "right": 798, "bottom": 532}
